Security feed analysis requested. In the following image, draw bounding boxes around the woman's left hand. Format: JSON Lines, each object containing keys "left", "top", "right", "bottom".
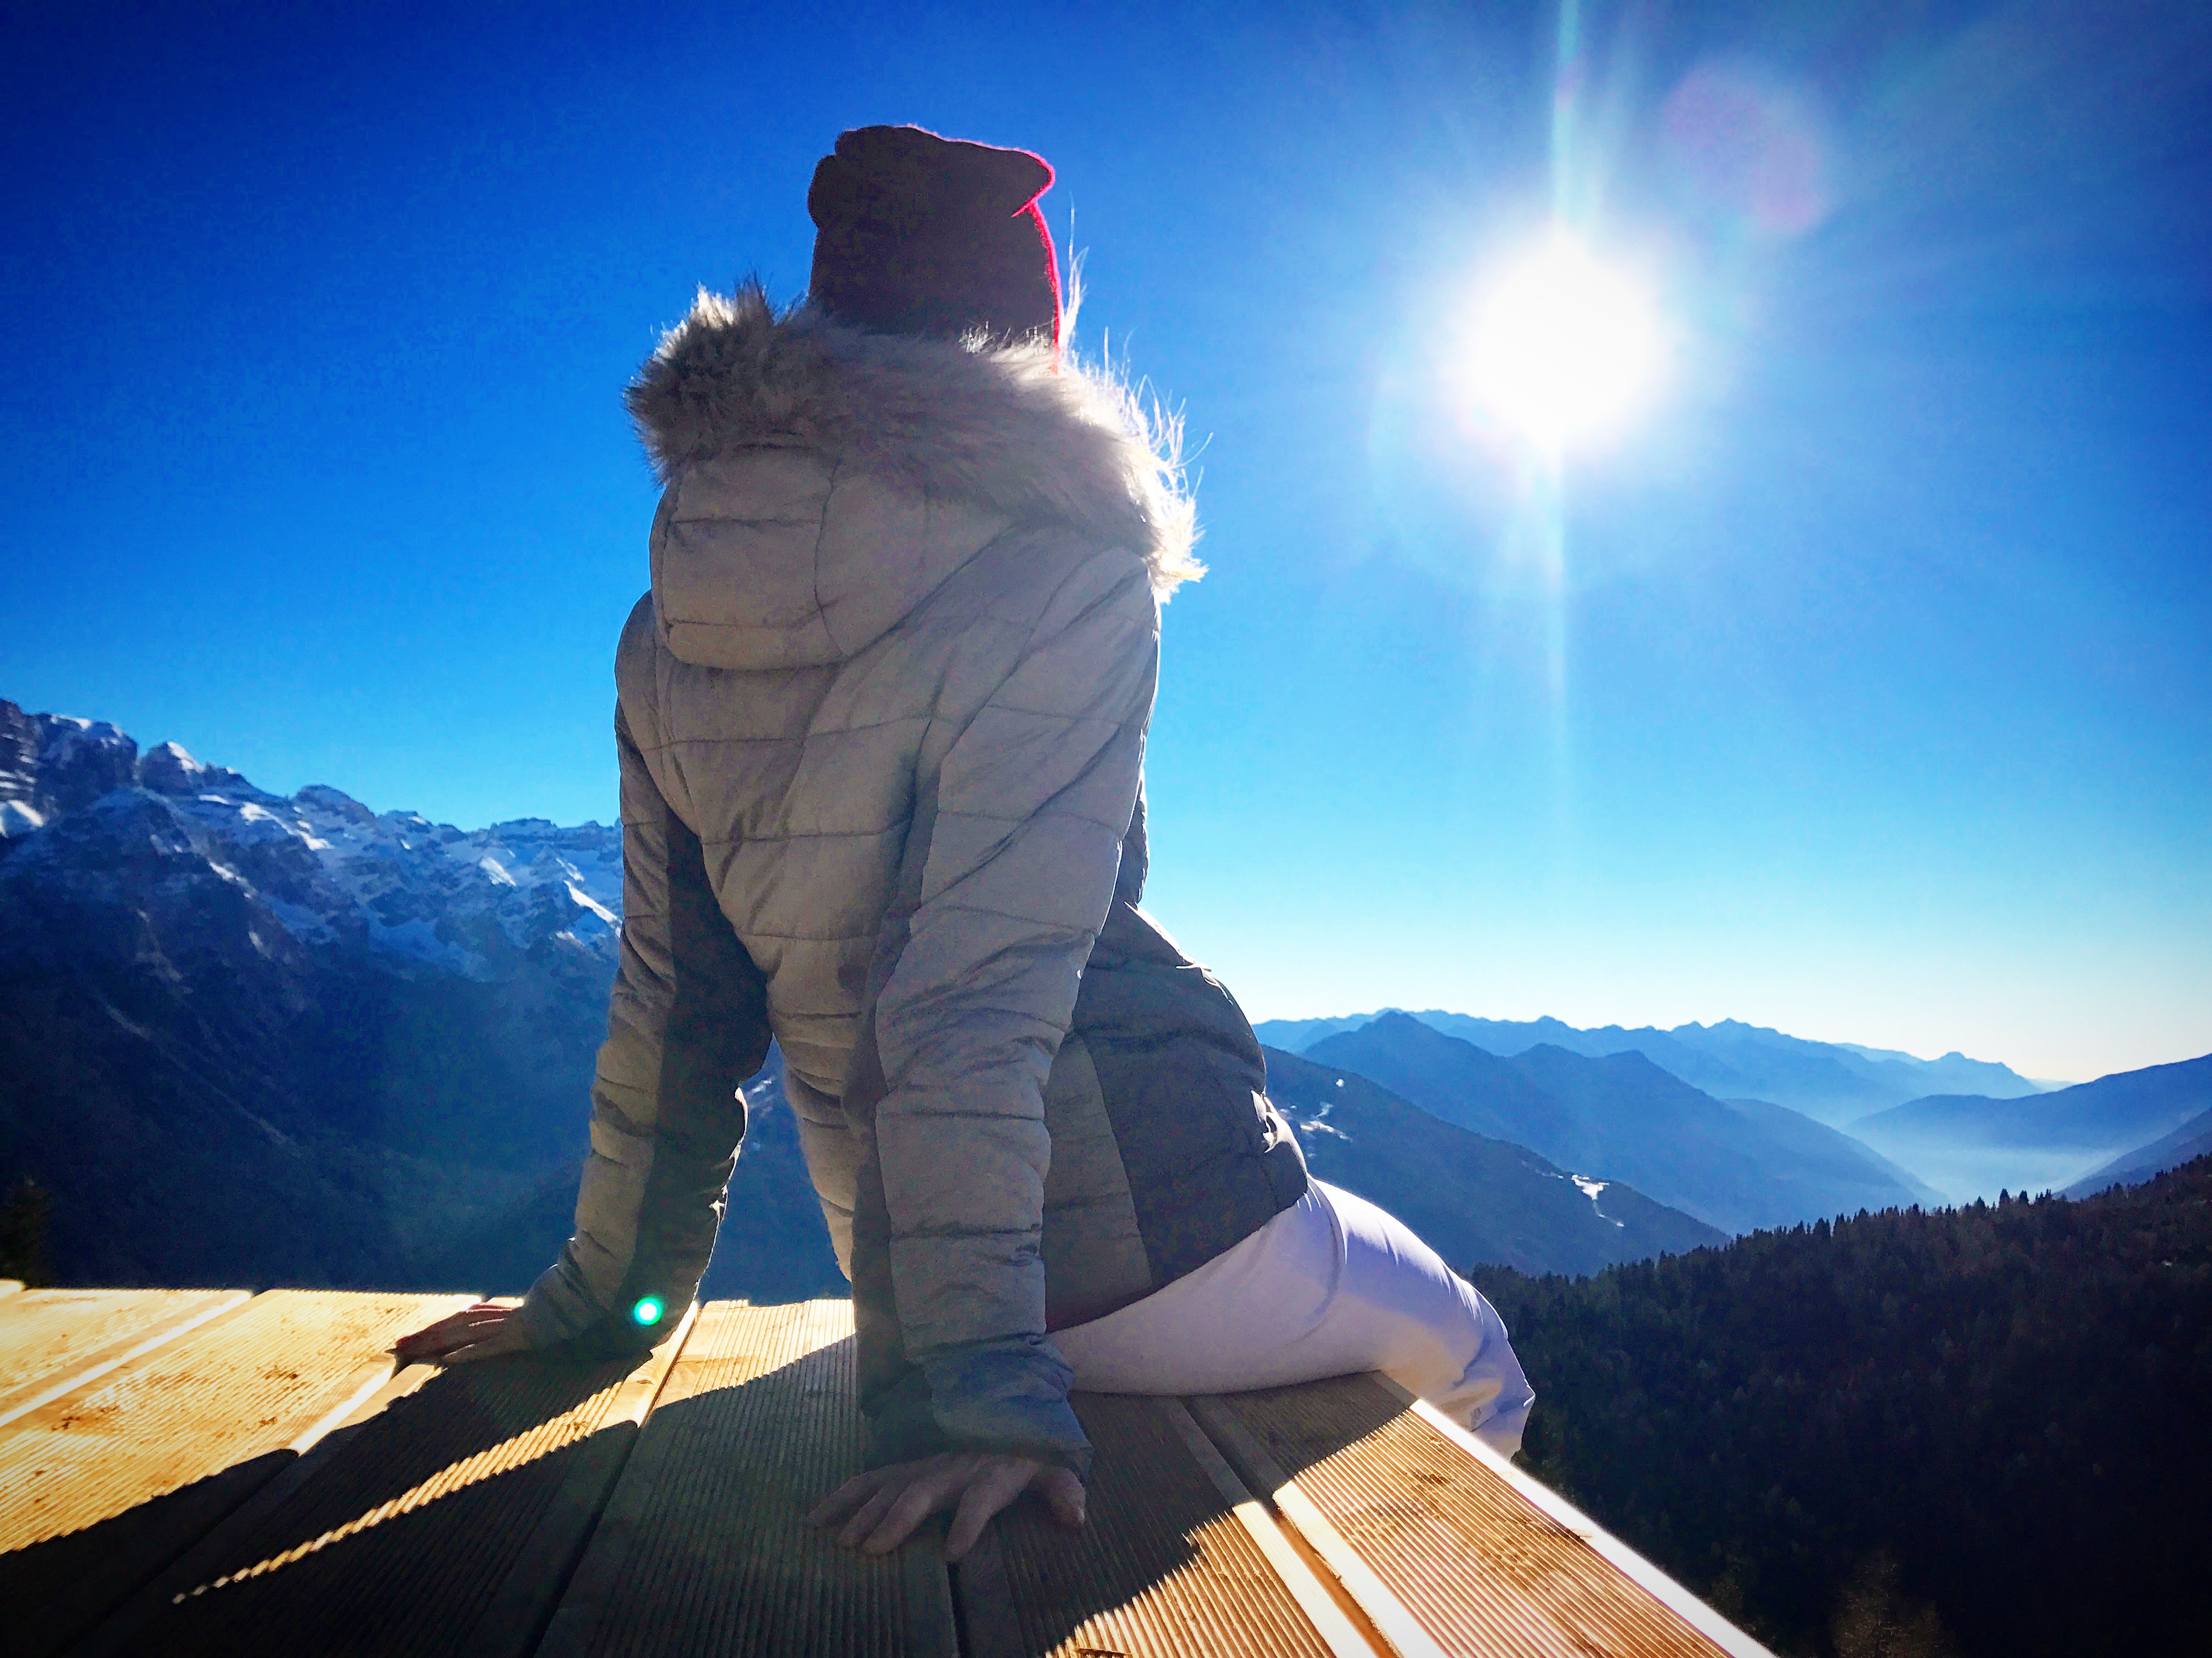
{"left": 392, "top": 1302, "right": 535, "bottom": 1367}
{"left": 807, "top": 1452, "right": 1086, "bottom": 1560}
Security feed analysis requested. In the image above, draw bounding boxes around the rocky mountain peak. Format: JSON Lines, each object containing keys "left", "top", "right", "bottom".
{"left": 0, "top": 696, "right": 623, "bottom": 978}
{"left": 295, "top": 782, "right": 379, "bottom": 825}
{"left": 138, "top": 738, "right": 258, "bottom": 798}
{"left": 2, "top": 698, "right": 141, "bottom": 827}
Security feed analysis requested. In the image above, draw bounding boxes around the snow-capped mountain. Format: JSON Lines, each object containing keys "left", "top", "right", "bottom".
{"left": 0, "top": 698, "right": 626, "bottom": 1289}
{"left": 1, "top": 700, "right": 622, "bottom": 979}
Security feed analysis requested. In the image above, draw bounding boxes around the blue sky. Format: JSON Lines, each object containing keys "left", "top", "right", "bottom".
{"left": 3, "top": 1, "right": 2207, "bottom": 1082}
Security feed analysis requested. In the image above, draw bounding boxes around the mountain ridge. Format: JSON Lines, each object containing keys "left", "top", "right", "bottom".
{"left": 1257, "top": 1007, "right": 2050, "bottom": 1123}
{"left": 2066, "top": 1109, "right": 2212, "bottom": 1198}
{"left": 1261, "top": 1046, "right": 1724, "bottom": 1273}
{"left": 1, "top": 698, "right": 1726, "bottom": 1290}
{"left": 1308, "top": 1013, "right": 1940, "bottom": 1233}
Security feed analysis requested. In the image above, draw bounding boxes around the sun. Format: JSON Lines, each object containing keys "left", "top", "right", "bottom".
{"left": 1464, "top": 232, "right": 1663, "bottom": 451}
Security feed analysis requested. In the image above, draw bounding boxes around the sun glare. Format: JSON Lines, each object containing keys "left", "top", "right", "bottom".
{"left": 1465, "top": 233, "right": 1662, "bottom": 451}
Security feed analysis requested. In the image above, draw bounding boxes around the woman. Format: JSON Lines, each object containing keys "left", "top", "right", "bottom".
{"left": 397, "top": 125, "right": 1531, "bottom": 1563}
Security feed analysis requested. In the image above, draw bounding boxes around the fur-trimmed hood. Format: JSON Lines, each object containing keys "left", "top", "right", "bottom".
{"left": 627, "top": 284, "right": 1199, "bottom": 604}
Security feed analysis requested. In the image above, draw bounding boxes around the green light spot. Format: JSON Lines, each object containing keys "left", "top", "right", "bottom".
{"left": 631, "top": 1296, "right": 664, "bottom": 1327}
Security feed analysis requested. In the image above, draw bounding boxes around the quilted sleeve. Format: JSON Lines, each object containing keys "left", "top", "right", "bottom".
{"left": 516, "top": 692, "right": 771, "bottom": 1352}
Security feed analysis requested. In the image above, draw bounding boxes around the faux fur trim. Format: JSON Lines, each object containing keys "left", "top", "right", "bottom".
{"left": 625, "top": 282, "right": 1200, "bottom": 597}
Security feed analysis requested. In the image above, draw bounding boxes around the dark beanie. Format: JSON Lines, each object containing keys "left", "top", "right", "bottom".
{"left": 808, "top": 126, "right": 1061, "bottom": 346}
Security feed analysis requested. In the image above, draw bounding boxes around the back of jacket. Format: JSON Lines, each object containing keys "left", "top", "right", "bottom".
{"left": 519, "top": 287, "right": 1305, "bottom": 1473}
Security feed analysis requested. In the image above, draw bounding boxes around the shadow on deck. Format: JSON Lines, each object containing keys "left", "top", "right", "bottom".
{"left": 0, "top": 1287, "right": 1771, "bottom": 1657}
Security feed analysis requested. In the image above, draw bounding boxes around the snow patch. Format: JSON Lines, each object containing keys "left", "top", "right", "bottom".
{"left": 1288, "top": 1096, "right": 1351, "bottom": 1142}
{"left": 566, "top": 881, "right": 617, "bottom": 924}
{"left": 1570, "top": 1174, "right": 1627, "bottom": 1229}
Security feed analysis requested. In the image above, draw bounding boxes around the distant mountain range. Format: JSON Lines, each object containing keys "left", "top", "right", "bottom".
{"left": 1262, "top": 1010, "right": 2212, "bottom": 1206}
{"left": 1261, "top": 1047, "right": 1723, "bottom": 1271}
{"left": 1257, "top": 1010, "right": 2050, "bottom": 1125}
{"left": 10, "top": 695, "right": 2197, "bottom": 1299}
{"left": 1850, "top": 1056, "right": 2212, "bottom": 1202}
{"left": 1304, "top": 1013, "right": 1940, "bottom": 1234}
{"left": 0, "top": 699, "right": 1724, "bottom": 1293}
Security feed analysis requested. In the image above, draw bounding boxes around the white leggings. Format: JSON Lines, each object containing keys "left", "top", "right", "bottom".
{"left": 1050, "top": 1180, "right": 1536, "bottom": 1457}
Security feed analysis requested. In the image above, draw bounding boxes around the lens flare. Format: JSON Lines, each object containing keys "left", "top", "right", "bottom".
{"left": 631, "top": 1295, "right": 664, "bottom": 1327}
{"left": 1464, "top": 233, "right": 1662, "bottom": 450}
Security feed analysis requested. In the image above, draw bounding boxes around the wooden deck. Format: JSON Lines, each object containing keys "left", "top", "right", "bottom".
{"left": 0, "top": 1286, "right": 1771, "bottom": 1658}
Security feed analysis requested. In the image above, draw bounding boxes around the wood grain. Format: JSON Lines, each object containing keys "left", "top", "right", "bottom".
{"left": 0, "top": 1288, "right": 249, "bottom": 1428}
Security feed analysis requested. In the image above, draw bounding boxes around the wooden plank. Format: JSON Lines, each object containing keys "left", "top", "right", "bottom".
{"left": 946, "top": 1520, "right": 1026, "bottom": 1656}
{"left": 0, "top": 1279, "right": 24, "bottom": 1299}
{"left": 0, "top": 1288, "right": 250, "bottom": 1428}
{"left": 0, "top": 1287, "right": 473, "bottom": 1658}
{"left": 1158, "top": 1396, "right": 1385, "bottom": 1658}
{"left": 898, "top": 1526, "right": 961, "bottom": 1658}
{"left": 1393, "top": 1391, "right": 1776, "bottom": 1658}
{"left": 1203, "top": 1374, "right": 1771, "bottom": 1658}
{"left": 93, "top": 1304, "right": 693, "bottom": 1658}
{"left": 1189, "top": 1395, "right": 1453, "bottom": 1658}
{"left": 458, "top": 1302, "right": 697, "bottom": 1658}
{"left": 75, "top": 1358, "right": 458, "bottom": 1658}
{"left": 540, "top": 1298, "right": 957, "bottom": 1658}
{"left": 959, "top": 1389, "right": 1376, "bottom": 1658}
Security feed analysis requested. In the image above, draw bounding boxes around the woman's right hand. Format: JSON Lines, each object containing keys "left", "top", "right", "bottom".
{"left": 392, "top": 1301, "right": 535, "bottom": 1367}
{"left": 807, "top": 1451, "right": 1087, "bottom": 1560}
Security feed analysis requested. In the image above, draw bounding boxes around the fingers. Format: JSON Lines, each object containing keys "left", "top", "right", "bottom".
{"left": 815, "top": 1455, "right": 971, "bottom": 1554}
{"left": 810, "top": 1456, "right": 1087, "bottom": 1559}
{"left": 392, "top": 1320, "right": 495, "bottom": 1362}
{"left": 809, "top": 1456, "right": 1086, "bottom": 1558}
{"left": 435, "top": 1326, "right": 531, "bottom": 1365}
{"left": 1039, "top": 1466, "right": 1087, "bottom": 1530}
{"left": 943, "top": 1458, "right": 1036, "bottom": 1561}
{"left": 859, "top": 1463, "right": 966, "bottom": 1553}
{"left": 392, "top": 1320, "right": 469, "bottom": 1362}
{"left": 394, "top": 1305, "right": 505, "bottom": 1348}
{"left": 805, "top": 1469, "right": 893, "bottom": 1530}
{"left": 839, "top": 1482, "right": 907, "bottom": 1549}
{"left": 392, "top": 1305, "right": 523, "bottom": 1367}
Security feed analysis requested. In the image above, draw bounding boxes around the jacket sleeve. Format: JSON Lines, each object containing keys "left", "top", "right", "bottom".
{"left": 862, "top": 552, "right": 1160, "bottom": 1473}
{"left": 517, "top": 698, "right": 770, "bottom": 1352}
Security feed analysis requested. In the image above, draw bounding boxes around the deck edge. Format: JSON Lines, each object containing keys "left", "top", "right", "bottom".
{"left": 1375, "top": 1379, "right": 1779, "bottom": 1658}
